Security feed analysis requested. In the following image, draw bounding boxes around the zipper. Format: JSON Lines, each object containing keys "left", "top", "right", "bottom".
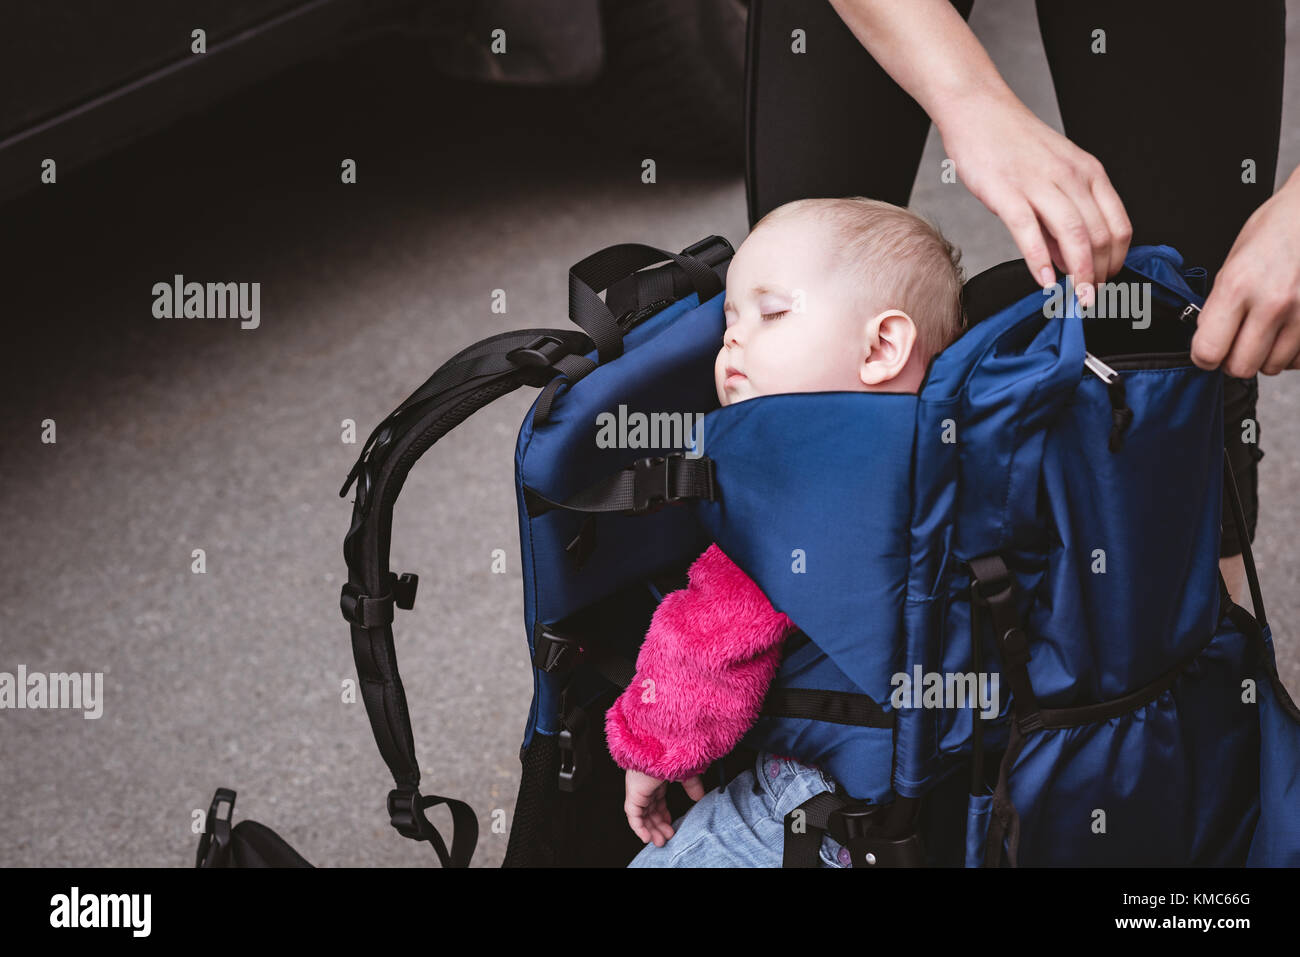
{"left": 1081, "top": 352, "right": 1135, "bottom": 452}
{"left": 1083, "top": 352, "right": 1120, "bottom": 383}
{"left": 1096, "top": 351, "right": 1193, "bottom": 370}
{"left": 616, "top": 296, "right": 675, "bottom": 332}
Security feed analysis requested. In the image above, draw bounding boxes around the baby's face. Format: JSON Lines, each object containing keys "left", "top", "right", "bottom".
{"left": 716, "top": 216, "right": 871, "bottom": 407}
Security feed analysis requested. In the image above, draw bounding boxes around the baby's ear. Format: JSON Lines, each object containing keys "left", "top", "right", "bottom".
{"left": 861, "top": 309, "right": 918, "bottom": 386}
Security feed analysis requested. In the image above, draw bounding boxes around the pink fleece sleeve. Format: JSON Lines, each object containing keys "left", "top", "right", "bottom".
{"left": 604, "top": 542, "right": 798, "bottom": 781}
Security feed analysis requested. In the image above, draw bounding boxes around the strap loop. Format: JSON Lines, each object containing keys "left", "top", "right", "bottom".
{"left": 387, "top": 787, "right": 478, "bottom": 868}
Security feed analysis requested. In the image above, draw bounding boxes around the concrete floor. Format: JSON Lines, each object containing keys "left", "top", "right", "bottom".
{"left": 1, "top": 0, "right": 1296, "bottom": 867}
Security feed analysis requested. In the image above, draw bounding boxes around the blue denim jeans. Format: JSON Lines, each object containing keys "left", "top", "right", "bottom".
{"left": 627, "top": 750, "right": 852, "bottom": 867}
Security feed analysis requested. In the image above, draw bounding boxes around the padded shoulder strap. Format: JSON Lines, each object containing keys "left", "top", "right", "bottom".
{"left": 338, "top": 236, "right": 734, "bottom": 866}
{"left": 340, "top": 327, "right": 591, "bottom": 867}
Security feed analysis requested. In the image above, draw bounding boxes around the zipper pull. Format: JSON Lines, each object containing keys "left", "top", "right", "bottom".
{"left": 1082, "top": 352, "right": 1133, "bottom": 452}
{"left": 1179, "top": 302, "right": 1201, "bottom": 323}
{"left": 1084, "top": 351, "right": 1120, "bottom": 384}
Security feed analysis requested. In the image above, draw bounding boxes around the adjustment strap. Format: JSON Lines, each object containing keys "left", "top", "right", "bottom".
{"left": 970, "top": 554, "right": 1042, "bottom": 732}
{"left": 531, "top": 353, "right": 598, "bottom": 428}
{"left": 760, "top": 688, "right": 894, "bottom": 728}
{"left": 387, "top": 787, "right": 478, "bottom": 868}
{"left": 1222, "top": 448, "right": 1267, "bottom": 628}
{"left": 783, "top": 791, "right": 847, "bottom": 867}
{"left": 522, "top": 453, "right": 716, "bottom": 517}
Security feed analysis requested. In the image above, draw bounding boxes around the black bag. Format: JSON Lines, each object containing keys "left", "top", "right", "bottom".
{"left": 195, "top": 787, "right": 313, "bottom": 868}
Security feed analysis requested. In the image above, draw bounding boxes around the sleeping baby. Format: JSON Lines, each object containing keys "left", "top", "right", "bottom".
{"left": 604, "top": 195, "right": 966, "bottom": 867}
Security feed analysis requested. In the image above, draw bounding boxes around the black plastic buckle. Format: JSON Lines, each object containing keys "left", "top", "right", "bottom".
{"left": 557, "top": 705, "right": 590, "bottom": 793}
{"left": 630, "top": 453, "right": 687, "bottom": 514}
{"left": 826, "top": 803, "right": 881, "bottom": 846}
{"left": 195, "top": 787, "right": 236, "bottom": 867}
{"left": 970, "top": 570, "right": 1012, "bottom": 606}
{"left": 507, "top": 335, "right": 568, "bottom": 369}
{"left": 387, "top": 787, "right": 434, "bottom": 841}
{"left": 340, "top": 582, "right": 394, "bottom": 628}
{"left": 681, "top": 234, "right": 734, "bottom": 267}
{"left": 827, "top": 804, "right": 924, "bottom": 867}
{"left": 340, "top": 572, "right": 417, "bottom": 626}
{"left": 532, "top": 627, "right": 584, "bottom": 674}
{"left": 390, "top": 571, "right": 418, "bottom": 610}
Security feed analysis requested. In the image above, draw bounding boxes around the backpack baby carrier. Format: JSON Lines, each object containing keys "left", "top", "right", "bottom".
{"left": 338, "top": 235, "right": 1300, "bottom": 867}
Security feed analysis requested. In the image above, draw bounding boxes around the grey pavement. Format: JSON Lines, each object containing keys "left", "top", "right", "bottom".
{"left": 1, "top": 0, "right": 1297, "bottom": 867}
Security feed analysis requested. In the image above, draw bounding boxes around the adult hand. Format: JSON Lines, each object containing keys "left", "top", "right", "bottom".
{"left": 936, "top": 90, "right": 1133, "bottom": 306}
{"left": 1191, "top": 171, "right": 1300, "bottom": 377}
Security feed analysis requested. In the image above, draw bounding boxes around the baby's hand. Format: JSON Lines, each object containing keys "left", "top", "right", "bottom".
{"left": 624, "top": 770, "right": 708, "bottom": 846}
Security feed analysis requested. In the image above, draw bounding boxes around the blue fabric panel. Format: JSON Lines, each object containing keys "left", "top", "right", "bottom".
{"left": 689, "top": 390, "right": 916, "bottom": 703}
{"left": 516, "top": 290, "right": 722, "bottom": 743}
{"left": 1029, "top": 364, "right": 1224, "bottom": 704}
{"left": 1247, "top": 624, "right": 1300, "bottom": 866}
{"left": 1004, "top": 609, "right": 1259, "bottom": 866}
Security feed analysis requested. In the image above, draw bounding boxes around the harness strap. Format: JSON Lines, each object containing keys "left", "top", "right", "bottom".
{"left": 340, "top": 335, "right": 584, "bottom": 865}
{"left": 337, "top": 237, "right": 733, "bottom": 865}
{"left": 522, "top": 453, "right": 717, "bottom": 517}
{"left": 969, "top": 554, "right": 1042, "bottom": 732}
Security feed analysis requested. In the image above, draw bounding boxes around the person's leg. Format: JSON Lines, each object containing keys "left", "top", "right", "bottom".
{"left": 1035, "top": 0, "right": 1284, "bottom": 584}
{"left": 744, "top": 0, "right": 975, "bottom": 228}
{"left": 627, "top": 751, "right": 849, "bottom": 867}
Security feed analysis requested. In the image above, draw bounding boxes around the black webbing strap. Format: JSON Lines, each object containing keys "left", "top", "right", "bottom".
{"left": 760, "top": 688, "right": 894, "bottom": 728}
{"left": 532, "top": 238, "right": 730, "bottom": 429}
{"left": 342, "top": 347, "right": 571, "bottom": 865}
{"left": 1221, "top": 447, "right": 1268, "bottom": 629}
{"left": 783, "top": 791, "right": 848, "bottom": 866}
{"left": 568, "top": 242, "right": 724, "bottom": 364}
{"left": 337, "top": 236, "right": 734, "bottom": 860}
{"left": 969, "top": 554, "right": 1042, "bottom": 732}
{"left": 531, "top": 353, "right": 598, "bottom": 429}
{"left": 1220, "top": 449, "right": 1297, "bottom": 720}
{"left": 522, "top": 452, "right": 717, "bottom": 517}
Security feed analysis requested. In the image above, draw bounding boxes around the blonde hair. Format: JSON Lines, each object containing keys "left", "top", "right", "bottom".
{"left": 752, "top": 196, "right": 965, "bottom": 361}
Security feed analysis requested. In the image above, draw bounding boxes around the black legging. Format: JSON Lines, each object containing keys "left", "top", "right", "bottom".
{"left": 745, "top": 0, "right": 1287, "bottom": 557}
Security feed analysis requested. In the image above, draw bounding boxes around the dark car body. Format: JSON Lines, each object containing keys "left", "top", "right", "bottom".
{"left": 0, "top": 0, "right": 609, "bottom": 205}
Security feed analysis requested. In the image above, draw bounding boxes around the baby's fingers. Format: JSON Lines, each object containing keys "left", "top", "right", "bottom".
{"left": 624, "top": 802, "right": 652, "bottom": 844}
{"left": 682, "top": 775, "right": 707, "bottom": 801}
{"left": 646, "top": 799, "right": 676, "bottom": 846}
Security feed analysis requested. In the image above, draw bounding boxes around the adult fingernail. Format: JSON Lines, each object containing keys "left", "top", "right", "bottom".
{"left": 1039, "top": 267, "right": 1055, "bottom": 287}
{"left": 1077, "top": 282, "right": 1094, "bottom": 307}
